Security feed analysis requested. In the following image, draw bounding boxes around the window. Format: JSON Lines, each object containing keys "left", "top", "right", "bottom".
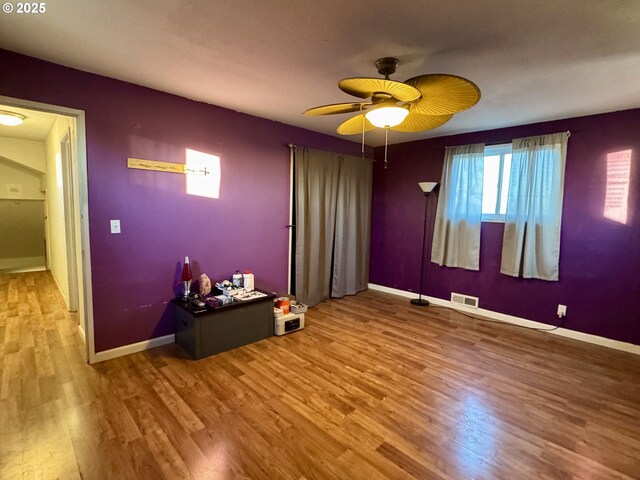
{"left": 481, "top": 144, "right": 512, "bottom": 222}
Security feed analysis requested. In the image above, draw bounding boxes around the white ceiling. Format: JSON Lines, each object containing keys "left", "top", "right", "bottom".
{"left": 1, "top": 0, "right": 639, "bottom": 146}
{"left": 0, "top": 105, "right": 57, "bottom": 141}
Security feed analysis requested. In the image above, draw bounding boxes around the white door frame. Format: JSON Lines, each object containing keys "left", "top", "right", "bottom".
{"left": 60, "top": 130, "right": 79, "bottom": 312}
{"left": 0, "top": 95, "right": 96, "bottom": 364}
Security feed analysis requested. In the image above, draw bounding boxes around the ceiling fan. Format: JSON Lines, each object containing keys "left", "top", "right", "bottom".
{"left": 303, "top": 57, "right": 481, "bottom": 135}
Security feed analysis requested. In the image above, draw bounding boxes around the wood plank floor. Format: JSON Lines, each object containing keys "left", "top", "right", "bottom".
{"left": 1, "top": 271, "right": 639, "bottom": 479}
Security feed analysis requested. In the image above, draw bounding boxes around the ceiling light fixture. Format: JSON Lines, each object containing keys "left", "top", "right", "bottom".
{"left": 365, "top": 105, "right": 408, "bottom": 128}
{"left": 0, "top": 111, "right": 26, "bottom": 126}
{"left": 364, "top": 104, "right": 411, "bottom": 169}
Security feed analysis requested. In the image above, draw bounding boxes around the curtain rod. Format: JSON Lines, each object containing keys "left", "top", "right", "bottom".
{"left": 287, "top": 143, "right": 376, "bottom": 161}
{"left": 445, "top": 131, "right": 571, "bottom": 149}
{"left": 294, "top": 131, "right": 573, "bottom": 152}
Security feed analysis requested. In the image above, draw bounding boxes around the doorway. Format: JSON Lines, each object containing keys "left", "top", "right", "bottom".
{"left": 0, "top": 95, "right": 94, "bottom": 363}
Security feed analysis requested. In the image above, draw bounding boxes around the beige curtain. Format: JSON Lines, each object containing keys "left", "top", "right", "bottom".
{"left": 332, "top": 154, "right": 372, "bottom": 298}
{"left": 295, "top": 147, "right": 371, "bottom": 306}
{"left": 431, "top": 143, "right": 485, "bottom": 270}
{"left": 501, "top": 132, "right": 569, "bottom": 280}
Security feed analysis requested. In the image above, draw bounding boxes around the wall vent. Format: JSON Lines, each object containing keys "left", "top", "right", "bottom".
{"left": 451, "top": 292, "right": 479, "bottom": 309}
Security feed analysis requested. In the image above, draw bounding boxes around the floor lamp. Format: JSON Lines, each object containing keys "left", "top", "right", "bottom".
{"left": 410, "top": 181, "right": 437, "bottom": 306}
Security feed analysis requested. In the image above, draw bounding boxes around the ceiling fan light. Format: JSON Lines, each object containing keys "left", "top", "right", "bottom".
{"left": 0, "top": 111, "right": 26, "bottom": 126}
{"left": 365, "top": 106, "right": 408, "bottom": 128}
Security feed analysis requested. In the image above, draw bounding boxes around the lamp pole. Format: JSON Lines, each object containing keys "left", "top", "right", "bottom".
{"left": 411, "top": 182, "right": 437, "bottom": 306}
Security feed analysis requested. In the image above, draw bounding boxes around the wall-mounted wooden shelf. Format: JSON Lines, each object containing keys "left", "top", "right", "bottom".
{"left": 127, "top": 158, "right": 208, "bottom": 176}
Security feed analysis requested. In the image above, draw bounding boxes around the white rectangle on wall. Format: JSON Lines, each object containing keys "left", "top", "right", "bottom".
{"left": 185, "top": 149, "right": 221, "bottom": 199}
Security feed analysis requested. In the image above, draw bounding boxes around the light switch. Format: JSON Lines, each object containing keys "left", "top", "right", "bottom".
{"left": 110, "top": 219, "right": 121, "bottom": 234}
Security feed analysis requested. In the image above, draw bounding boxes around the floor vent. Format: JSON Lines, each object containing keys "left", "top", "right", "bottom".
{"left": 451, "top": 292, "right": 479, "bottom": 309}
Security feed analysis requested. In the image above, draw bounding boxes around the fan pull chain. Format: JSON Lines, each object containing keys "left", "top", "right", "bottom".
{"left": 384, "top": 128, "right": 389, "bottom": 169}
{"left": 361, "top": 106, "right": 365, "bottom": 159}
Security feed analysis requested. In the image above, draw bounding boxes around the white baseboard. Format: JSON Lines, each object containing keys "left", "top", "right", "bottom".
{"left": 368, "top": 283, "right": 640, "bottom": 356}
{"left": 93, "top": 334, "right": 176, "bottom": 363}
{"left": 0, "top": 256, "right": 46, "bottom": 271}
{"left": 50, "top": 269, "right": 70, "bottom": 309}
{"left": 77, "top": 324, "right": 86, "bottom": 343}
{"left": 0, "top": 265, "right": 47, "bottom": 273}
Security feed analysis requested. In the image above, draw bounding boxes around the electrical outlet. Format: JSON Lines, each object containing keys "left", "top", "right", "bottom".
{"left": 557, "top": 304, "right": 567, "bottom": 318}
{"left": 110, "top": 219, "right": 121, "bottom": 234}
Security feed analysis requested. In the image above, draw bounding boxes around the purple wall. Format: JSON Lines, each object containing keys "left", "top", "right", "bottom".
{"left": 371, "top": 109, "right": 640, "bottom": 345}
{"left": 0, "top": 50, "right": 367, "bottom": 352}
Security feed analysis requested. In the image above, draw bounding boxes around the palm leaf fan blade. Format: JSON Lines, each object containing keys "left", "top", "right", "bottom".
{"left": 339, "top": 78, "right": 421, "bottom": 102}
{"left": 390, "top": 112, "right": 453, "bottom": 133}
{"left": 303, "top": 102, "right": 371, "bottom": 116}
{"left": 337, "top": 113, "right": 375, "bottom": 135}
{"left": 405, "top": 74, "right": 481, "bottom": 116}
